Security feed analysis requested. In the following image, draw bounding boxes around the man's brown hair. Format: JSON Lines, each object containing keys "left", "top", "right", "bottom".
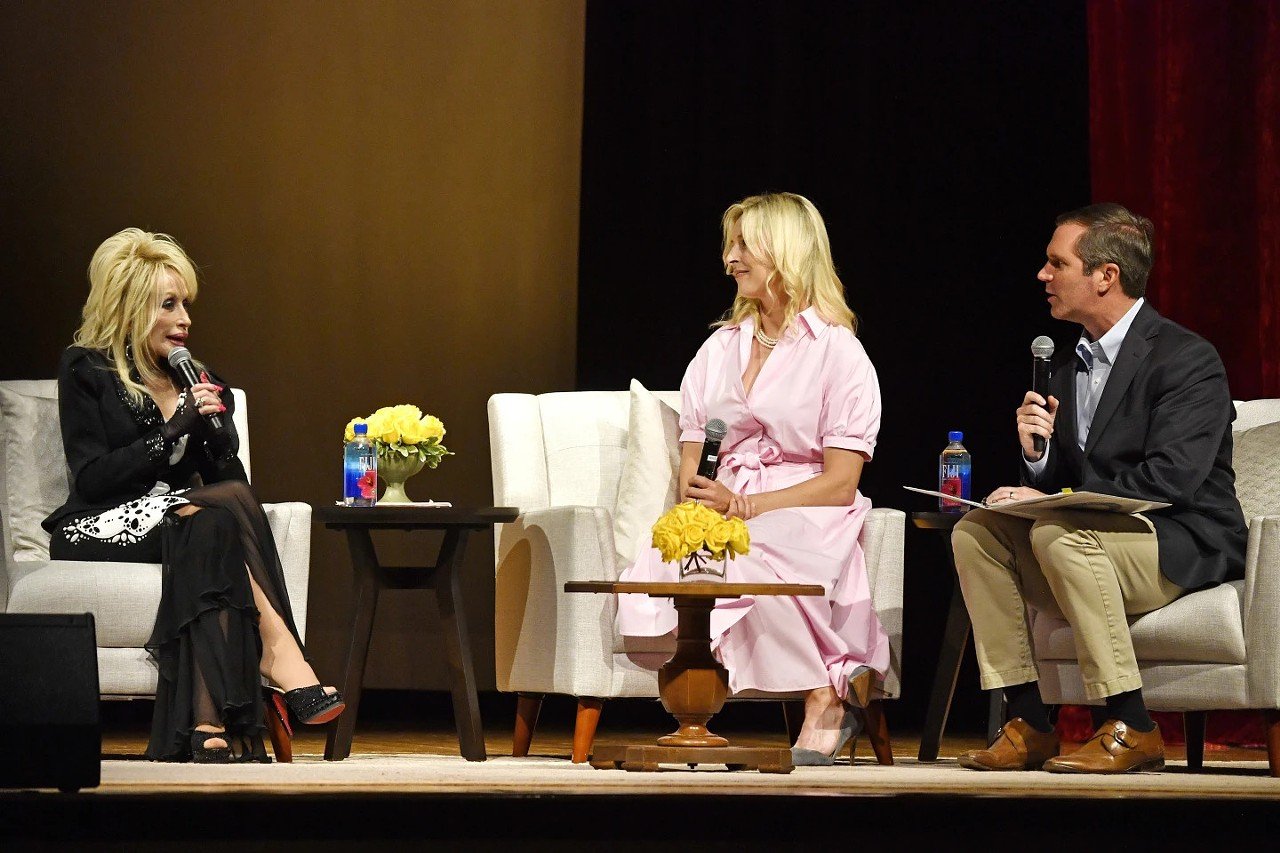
{"left": 1056, "top": 203, "right": 1155, "bottom": 298}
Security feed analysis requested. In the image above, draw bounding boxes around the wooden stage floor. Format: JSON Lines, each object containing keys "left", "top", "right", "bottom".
{"left": 4, "top": 695, "right": 1278, "bottom": 849}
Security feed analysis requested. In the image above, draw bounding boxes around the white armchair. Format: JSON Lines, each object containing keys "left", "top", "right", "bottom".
{"left": 0, "top": 380, "right": 312, "bottom": 701}
{"left": 489, "top": 390, "right": 904, "bottom": 763}
{"left": 1032, "top": 398, "right": 1280, "bottom": 774}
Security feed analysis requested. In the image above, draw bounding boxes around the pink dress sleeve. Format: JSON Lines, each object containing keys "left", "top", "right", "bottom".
{"left": 678, "top": 338, "right": 712, "bottom": 443}
{"left": 819, "top": 336, "right": 881, "bottom": 459}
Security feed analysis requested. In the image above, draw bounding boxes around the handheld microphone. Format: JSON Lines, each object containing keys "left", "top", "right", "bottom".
{"left": 167, "top": 346, "right": 224, "bottom": 430}
{"left": 1030, "top": 336, "right": 1055, "bottom": 454}
{"left": 696, "top": 418, "right": 728, "bottom": 480}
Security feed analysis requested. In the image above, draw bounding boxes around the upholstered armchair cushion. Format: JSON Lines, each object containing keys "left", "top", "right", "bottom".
{"left": 611, "top": 380, "right": 682, "bottom": 567}
{"left": 494, "top": 505, "right": 619, "bottom": 697}
{"left": 0, "top": 386, "right": 70, "bottom": 562}
{"left": 1233, "top": 419, "right": 1280, "bottom": 522}
{"left": 1034, "top": 581, "right": 1247, "bottom": 665}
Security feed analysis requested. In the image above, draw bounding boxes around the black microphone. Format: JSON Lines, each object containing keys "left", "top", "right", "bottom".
{"left": 167, "top": 346, "right": 224, "bottom": 430}
{"left": 1030, "top": 336, "right": 1055, "bottom": 455}
{"left": 696, "top": 418, "right": 728, "bottom": 479}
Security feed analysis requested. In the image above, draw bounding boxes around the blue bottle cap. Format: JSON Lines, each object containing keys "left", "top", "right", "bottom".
{"left": 948, "top": 430, "right": 964, "bottom": 442}
{"left": 354, "top": 422, "right": 368, "bottom": 435}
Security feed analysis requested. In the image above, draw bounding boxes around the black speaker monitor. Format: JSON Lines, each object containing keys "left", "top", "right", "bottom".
{"left": 0, "top": 613, "right": 101, "bottom": 792}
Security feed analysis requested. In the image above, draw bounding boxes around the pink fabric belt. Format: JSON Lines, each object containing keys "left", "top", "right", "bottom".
{"left": 720, "top": 442, "right": 822, "bottom": 492}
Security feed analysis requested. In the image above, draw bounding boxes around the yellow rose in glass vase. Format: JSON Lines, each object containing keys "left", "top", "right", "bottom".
{"left": 726, "top": 519, "right": 751, "bottom": 557}
{"left": 652, "top": 527, "right": 684, "bottom": 563}
{"left": 650, "top": 500, "right": 747, "bottom": 582}
{"left": 705, "top": 520, "right": 733, "bottom": 556}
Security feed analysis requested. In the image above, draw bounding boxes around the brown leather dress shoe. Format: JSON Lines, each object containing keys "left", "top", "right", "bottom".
{"left": 958, "top": 718, "right": 1060, "bottom": 771}
{"left": 1042, "top": 719, "right": 1164, "bottom": 774}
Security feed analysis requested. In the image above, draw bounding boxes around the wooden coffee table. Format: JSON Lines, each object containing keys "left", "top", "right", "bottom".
{"left": 565, "top": 580, "right": 823, "bottom": 774}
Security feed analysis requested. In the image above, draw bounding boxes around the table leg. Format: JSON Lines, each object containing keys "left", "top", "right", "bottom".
{"left": 591, "top": 595, "right": 791, "bottom": 773}
{"left": 656, "top": 597, "right": 728, "bottom": 748}
{"left": 918, "top": 573, "right": 972, "bottom": 762}
{"left": 434, "top": 528, "right": 487, "bottom": 761}
{"left": 325, "top": 528, "right": 381, "bottom": 761}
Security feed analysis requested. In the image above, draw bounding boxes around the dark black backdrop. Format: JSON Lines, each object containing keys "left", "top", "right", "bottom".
{"left": 577, "top": 0, "right": 1090, "bottom": 732}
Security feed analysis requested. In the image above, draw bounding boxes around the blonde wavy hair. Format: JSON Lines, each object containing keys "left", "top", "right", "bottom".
{"left": 72, "top": 228, "right": 199, "bottom": 404}
{"left": 717, "top": 192, "right": 856, "bottom": 334}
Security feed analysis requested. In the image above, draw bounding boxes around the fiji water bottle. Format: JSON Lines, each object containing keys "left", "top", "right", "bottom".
{"left": 939, "top": 430, "right": 972, "bottom": 512}
{"left": 344, "top": 423, "right": 377, "bottom": 507}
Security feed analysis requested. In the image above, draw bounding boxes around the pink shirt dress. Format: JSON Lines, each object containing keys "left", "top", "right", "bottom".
{"left": 616, "top": 307, "right": 890, "bottom": 700}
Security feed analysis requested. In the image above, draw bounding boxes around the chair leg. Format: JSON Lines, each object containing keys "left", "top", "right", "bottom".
{"left": 513, "top": 693, "right": 544, "bottom": 757}
{"left": 781, "top": 700, "right": 805, "bottom": 746}
{"left": 858, "top": 700, "right": 893, "bottom": 766}
{"left": 1182, "top": 711, "right": 1206, "bottom": 771}
{"left": 265, "top": 697, "right": 293, "bottom": 764}
{"left": 572, "top": 697, "right": 604, "bottom": 763}
{"left": 1265, "top": 710, "right": 1280, "bottom": 778}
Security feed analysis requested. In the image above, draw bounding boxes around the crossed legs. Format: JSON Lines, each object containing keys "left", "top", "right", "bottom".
{"left": 173, "top": 503, "right": 333, "bottom": 749}
{"left": 951, "top": 508, "right": 1181, "bottom": 771}
{"left": 952, "top": 508, "right": 1177, "bottom": 698}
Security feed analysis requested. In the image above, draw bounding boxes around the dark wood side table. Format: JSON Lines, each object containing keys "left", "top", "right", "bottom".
{"left": 914, "top": 511, "right": 1005, "bottom": 761}
{"left": 566, "top": 580, "right": 824, "bottom": 774}
{"left": 315, "top": 504, "right": 518, "bottom": 761}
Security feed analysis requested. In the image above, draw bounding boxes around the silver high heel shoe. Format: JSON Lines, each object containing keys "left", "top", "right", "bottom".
{"left": 790, "top": 706, "right": 865, "bottom": 767}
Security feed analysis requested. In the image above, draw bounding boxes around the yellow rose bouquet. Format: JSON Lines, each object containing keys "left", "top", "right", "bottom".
{"left": 651, "top": 500, "right": 750, "bottom": 579}
{"left": 344, "top": 404, "right": 451, "bottom": 468}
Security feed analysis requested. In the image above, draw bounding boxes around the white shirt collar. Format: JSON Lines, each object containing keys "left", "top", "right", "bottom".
{"left": 1078, "top": 297, "right": 1144, "bottom": 367}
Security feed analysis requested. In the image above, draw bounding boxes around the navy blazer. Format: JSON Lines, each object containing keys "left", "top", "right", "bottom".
{"left": 1023, "top": 302, "right": 1247, "bottom": 589}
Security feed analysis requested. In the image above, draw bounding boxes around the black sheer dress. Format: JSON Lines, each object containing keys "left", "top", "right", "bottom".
{"left": 43, "top": 347, "right": 304, "bottom": 762}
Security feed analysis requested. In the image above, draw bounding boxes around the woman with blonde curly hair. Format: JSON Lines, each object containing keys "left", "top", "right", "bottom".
{"left": 617, "top": 193, "right": 889, "bottom": 765}
{"left": 44, "top": 228, "right": 343, "bottom": 763}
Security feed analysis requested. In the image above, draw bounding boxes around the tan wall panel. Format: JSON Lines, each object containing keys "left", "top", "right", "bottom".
{"left": 0, "top": 0, "right": 585, "bottom": 692}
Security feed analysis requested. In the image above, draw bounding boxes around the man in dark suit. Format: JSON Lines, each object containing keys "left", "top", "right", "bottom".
{"left": 952, "top": 203, "right": 1247, "bottom": 774}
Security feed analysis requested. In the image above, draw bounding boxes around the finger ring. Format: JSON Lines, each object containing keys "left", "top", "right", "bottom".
{"left": 1009, "top": 491, "right": 1016, "bottom": 500}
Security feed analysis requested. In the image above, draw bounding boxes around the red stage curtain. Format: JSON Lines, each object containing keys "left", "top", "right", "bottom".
{"left": 1067, "top": 0, "right": 1279, "bottom": 748}
{"left": 1088, "top": 0, "right": 1279, "bottom": 400}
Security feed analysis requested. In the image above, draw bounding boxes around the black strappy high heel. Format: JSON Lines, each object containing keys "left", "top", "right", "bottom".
{"left": 191, "top": 729, "right": 232, "bottom": 764}
{"left": 269, "top": 684, "right": 346, "bottom": 728}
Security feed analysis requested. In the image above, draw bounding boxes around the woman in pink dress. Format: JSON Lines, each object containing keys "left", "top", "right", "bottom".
{"left": 617, "top": 192, "right": 889, "bottom": 765}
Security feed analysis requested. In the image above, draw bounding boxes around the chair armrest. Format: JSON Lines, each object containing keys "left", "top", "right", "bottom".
{"left": 861, "top": 506, "right": 905, "bottom": 699}
{"left": 1242, "top": 515, "right": 1280, "bottom": 707}
{"left": 262, "top": 501, "right": 313, "bottom": 643}
{"left": 493, "top": 505, "right": 618, "bottom": 696}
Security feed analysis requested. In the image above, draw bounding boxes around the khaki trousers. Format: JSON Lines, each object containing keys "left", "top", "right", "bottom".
{"left": 951, "top": 508, "right": 1182, "bottom": 700}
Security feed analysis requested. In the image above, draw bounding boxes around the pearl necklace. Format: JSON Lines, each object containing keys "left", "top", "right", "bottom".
{"left": 754, "top": 326, "right": 780, "bottom": 349}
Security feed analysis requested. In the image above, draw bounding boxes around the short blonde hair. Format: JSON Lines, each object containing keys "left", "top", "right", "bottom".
{"left": 717, "top": 192, "right": 856, "bottom": 334}
{"left": 73, "top": 228, "right": 199, "bottom": 403}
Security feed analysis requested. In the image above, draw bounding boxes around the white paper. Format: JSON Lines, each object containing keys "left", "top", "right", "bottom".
{"left": 903, "top": 486, "right": 1169, "bottom": 519}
